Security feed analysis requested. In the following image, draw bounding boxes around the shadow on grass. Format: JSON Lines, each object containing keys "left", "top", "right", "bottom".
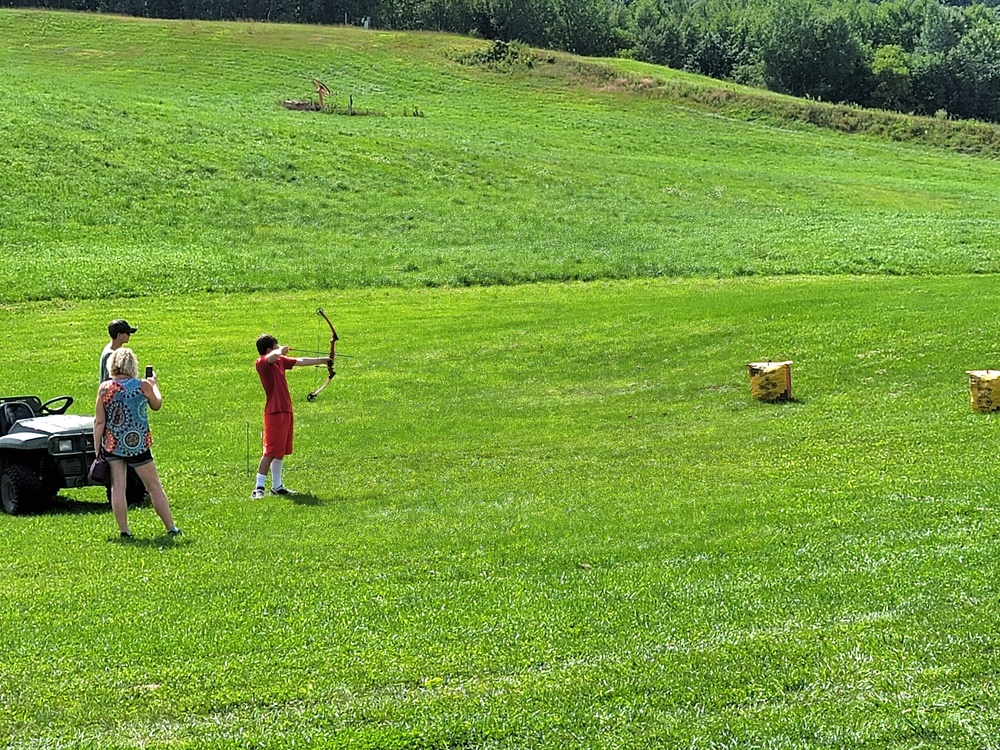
{"left": 48, "top": 494, "right": 150, "bottom": 516}
{"left": 46, "top": 495, "right": 110, "bottom": 516}
{"left": 290, "top": 491, "right": 333, "bottom": 506}
{"left": 107, "top": 533, "right": 190, "bottom": 549}
{"left": 757, "top": 397, "right": 806, "bottom": 406}
{"left": 288, "top": 490, "right": 370, "bottom": 506}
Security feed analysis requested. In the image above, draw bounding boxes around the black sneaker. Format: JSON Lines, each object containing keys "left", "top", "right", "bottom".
{"left": 120, "top": 531, "right": 133, "bottom": 539}
{"left": 250, "top": 487, "right": 265, "bottom": 499}
{"left": 167, "top": 527, "right": 182, "bottom": 536}
{"left": 270, "top": 486, "right": 295, "bottom": 496}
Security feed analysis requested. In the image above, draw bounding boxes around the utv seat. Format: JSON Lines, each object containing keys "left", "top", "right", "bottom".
{"left": 0, "top": 401, "right": 35, "bottom": 437}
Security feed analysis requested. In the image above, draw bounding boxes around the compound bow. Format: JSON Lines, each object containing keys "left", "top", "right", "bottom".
{"left": 306, "top": 307, "right": 338, "bottom": 402}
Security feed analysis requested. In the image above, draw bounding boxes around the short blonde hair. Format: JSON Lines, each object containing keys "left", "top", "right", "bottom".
{"left": 109, "top": 347, "right": 139, "bottom": 379}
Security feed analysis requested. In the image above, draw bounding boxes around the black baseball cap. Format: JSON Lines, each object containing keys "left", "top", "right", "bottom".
{"left": 109, "top": 319, "right": 137, "bottom": 337}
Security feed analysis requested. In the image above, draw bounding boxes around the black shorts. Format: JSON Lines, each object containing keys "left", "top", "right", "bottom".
{"left": 107, "top": 449, "right": 154, "bottom": 468}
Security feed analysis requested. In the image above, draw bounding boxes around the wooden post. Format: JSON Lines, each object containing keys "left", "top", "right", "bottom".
{"left": 312, "top": 78, "right": 330, "bottom": 110}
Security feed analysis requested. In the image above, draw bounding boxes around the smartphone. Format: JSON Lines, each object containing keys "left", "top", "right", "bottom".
{"left": 145, "top": 365, "right": 154, "bottom": 378}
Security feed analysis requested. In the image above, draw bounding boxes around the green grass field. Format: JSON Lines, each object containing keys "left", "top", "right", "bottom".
{"left": 6, "top": 279, "right": 1000, "bottom": 747}
{"left": 3, "top": 10, "right": 1000, "bottom": 302}
{"left": 3, "top": 9, "right": 1000, "bottom": 749}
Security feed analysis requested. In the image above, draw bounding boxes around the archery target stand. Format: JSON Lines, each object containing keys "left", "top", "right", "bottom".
{"left": 747, "top": 361, "right": 793, "bottom": 402}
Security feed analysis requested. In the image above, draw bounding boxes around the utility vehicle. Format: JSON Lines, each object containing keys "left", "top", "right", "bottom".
{"left": 0, "top": 396, "right": 144, "bottom": 514}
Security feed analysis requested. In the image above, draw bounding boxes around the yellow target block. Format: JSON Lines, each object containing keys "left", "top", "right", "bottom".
{"left": 967, "top": 370, "right": 1000, "bottom": 412}
{"left": 747, "top": 361, "right": 793, "bottom": 402}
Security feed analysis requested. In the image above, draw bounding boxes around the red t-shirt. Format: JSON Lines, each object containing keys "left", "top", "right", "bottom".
{"left": 256, "top": 355, "right": 295, "bottom": 413}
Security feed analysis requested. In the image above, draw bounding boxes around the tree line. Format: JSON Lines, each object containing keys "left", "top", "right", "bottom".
{"left": 9, "top": 0, "right": 1000, "bottom": 122}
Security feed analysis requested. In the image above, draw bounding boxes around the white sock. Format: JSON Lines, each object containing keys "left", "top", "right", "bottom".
{"left": 271, "top": 459, "right": 284, "bottom": 488}
{"left": 256, "top": 473, "right": 267, "bottom": 489}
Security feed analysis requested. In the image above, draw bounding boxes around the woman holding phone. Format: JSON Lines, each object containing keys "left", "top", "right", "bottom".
{"left": 93, "top": 347, "right": 181, "bottom": 539}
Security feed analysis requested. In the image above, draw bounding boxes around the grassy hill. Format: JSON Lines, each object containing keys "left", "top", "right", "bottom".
{"left": 4, "top": 10, "right": 1000, "bottom": 750}
{"left": 3, "top": 9, "right": 1000, "bottom": 304}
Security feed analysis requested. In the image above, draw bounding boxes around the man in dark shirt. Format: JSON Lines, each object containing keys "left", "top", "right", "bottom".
{"left": 99, "top": 319, "right": 137, "bottom": 382}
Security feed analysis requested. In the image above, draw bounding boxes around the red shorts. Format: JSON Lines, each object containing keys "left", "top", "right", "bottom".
{"left": 263, "top": 412, "right": 293, "bottom": 458}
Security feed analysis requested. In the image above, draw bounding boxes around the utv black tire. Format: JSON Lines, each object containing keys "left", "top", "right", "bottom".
{"left": 1, "top": 462, "right": 41, "bottom": 515}
{"left": 105, "top": 465, "right": 148, "bottom": 507}
{"left": 39, "top": 457, "right": 62, "bottom": 502}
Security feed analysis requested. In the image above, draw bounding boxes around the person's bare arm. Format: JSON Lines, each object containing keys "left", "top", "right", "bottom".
{"left": 93, "top": 392, "right": 106, "bottom": 453}
{"left": 141, "top": 376, "right": 163, "bottom": 411}
{"left": 265, "top": 345, "right": 290, "bottom": 363}
{"left": 291, "top": 356, "right": 332, "bottom": 368}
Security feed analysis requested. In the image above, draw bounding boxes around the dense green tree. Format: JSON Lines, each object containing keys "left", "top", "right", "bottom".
{"left": 684, "top": 28, "right": 742, "bottom": 78}
{"left": 947, "top": 17, "right": 1000, "bottom": 119}
{"left": 870, "top": 43, "right": 914, "bottom": 110}
{"left": 628, "top": 0, "right": 685, "bottom": 67}
{"left": 755, "top": 1, "right": 867, "bottom": 102}
{"left": 843, "top": 0, "right": 930, "bottom": 51}
{"left": 466, "top": 0, "right": 555, "bottom": 45}
{"left": 917, "top": 0, "right": 960, "bottom": 54}
{"left": 910, "top": 50, "right": 954, "bottom": 114}
{"left": 549, "top": 0, "right": 618, "bottom": 55}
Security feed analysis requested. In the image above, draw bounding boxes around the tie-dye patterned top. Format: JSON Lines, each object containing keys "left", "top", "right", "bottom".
{"left": 98, "top": 377, "right": 153, "bottom": 457}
